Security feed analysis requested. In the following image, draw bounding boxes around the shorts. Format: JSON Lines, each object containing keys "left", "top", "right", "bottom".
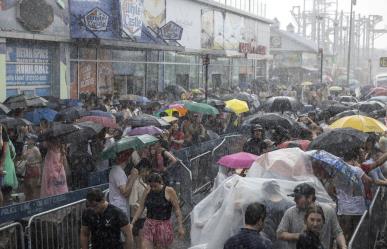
{"left": 143, "top": 218, "right": 174, "bottom": 247}
{"left": 132, "top": 218, "right": 146, "bottom": 236}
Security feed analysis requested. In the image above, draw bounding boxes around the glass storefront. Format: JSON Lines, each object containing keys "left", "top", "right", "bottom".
{"left": 70, "top": 46, "right": 266, "bottom": 98}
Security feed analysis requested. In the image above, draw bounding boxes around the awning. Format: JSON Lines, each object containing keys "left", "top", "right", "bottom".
{"left": 98, "top": 39, "right": 184, "bottom": 52}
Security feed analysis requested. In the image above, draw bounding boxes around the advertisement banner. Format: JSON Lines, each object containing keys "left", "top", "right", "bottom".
{"left": 144, "top": 0, "right": 165, "bottom": 29}
{"left": 6, "top": 43, "right": 52, "bottom": 86}
{"left": 119, "top": 0, "right": 144, "bottom": 37}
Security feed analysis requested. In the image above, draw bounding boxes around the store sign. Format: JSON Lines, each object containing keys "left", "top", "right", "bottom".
{"left": 380, "top": 57, "right": 387, "bottom": 67}
{"left": 6, "top": 45, "right": 51, "bottom": 86}
{"left": 84, "top": 7, "right": 109, "bottom": 31}
{"left": 270, "top": 36, "right": 282, "bottom": 48}
{"left": 239, "top": 42, "right": 266, "bottom": 55}
{"left": 160, "top": 21, "right": 183, "bottom": 40}
{"left": 119, "top": 0, "right": 144, "bottom": 37}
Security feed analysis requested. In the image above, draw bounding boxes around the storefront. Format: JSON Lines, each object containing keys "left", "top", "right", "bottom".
{"left": 68, "top": 0, "right": 272, "bottom": 99}
{"left": 0, "top": 0, "right": 71, "bottom": 101}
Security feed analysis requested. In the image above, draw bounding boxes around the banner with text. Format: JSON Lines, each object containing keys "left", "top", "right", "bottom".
{"left": 119, "top": 0, "right": 144, "bottom": 37}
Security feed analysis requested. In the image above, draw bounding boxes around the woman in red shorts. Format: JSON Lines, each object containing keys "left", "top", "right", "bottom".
{"left": 131, "top": 172, "right": 185, "bottom": 249}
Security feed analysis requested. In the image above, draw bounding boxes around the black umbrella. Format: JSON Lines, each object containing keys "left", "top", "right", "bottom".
{"left": 0, "top": 117, "right": 32, "bottom": 128}
{"left": 43, "top": 96, "right": 62, "bottom": 110}
{"left": 128, "top": 114, "right": 169, "bottom": 128}
{"left": 322, "top": 104, "right": 351, "bottom": 117}
{"left": 4, "top": 94, "right": 48, "bottom": 109}
{"left": 264, "top": 96, "right": 301, "bottom": 112}
{"left": 54, "top": 107, "right": 87, "bottom": 122}
{"left": 221, "top": 93, "right": 254, "bottom": 103}
{"left": 164, "top": 85, "right": 187, "bottom": 97}
{"left": 308, "top": 128, "right": 369, "bottom": 157}
{"left": 0, "top": 103, "right": 11, "bottom": 115}
{"left": 242, "top": 113, "right": 296, "bottom": 131}
{"left": 61, "top": 122, "right": 104, "bottom": 143}
{"left": 357, "top": 101, "right": 385, "bottom": 114}
{"left": 38, "top": 123, "right": 80, "bottom": 142}
{"left": 199, "top": 98, "right": 225, "bottom": 107}
{"left": 368, "top": 96, "right": 387, "bottom": 104}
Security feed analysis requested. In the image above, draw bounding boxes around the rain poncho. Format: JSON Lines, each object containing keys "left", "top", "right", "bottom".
{"left": 190, "top": 175, "right": 334, "bottom": 249}
{"left": 40, "top": 146, "right": 68, "bottom": 197}
{"left": 2, "top": 141, "right": 18, "bottom": 190}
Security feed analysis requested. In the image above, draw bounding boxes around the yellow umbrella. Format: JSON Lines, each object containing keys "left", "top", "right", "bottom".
{"left": 301, "top": 81, "right": 313, "bottom": 86}
{"left": 329, "top": 86, "right": 343, "bottom": 91}
{"left": 329, "top": 115, "right": 387, "bottom": 133}
{"left": 225, "top": 99, "right": 249, "bottom": 114}
{"left": 161, "top": 116, "right": 179, "bottom": 123}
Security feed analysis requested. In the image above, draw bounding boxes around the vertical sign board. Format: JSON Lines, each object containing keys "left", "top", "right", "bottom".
{"left": 5, "top": 42, "right": 52, "bottom": 95}
{"left": 380, "top": 57, "right": 387, "bottom": 67}
{"left": 119, "top": 0, "right": 144, "bottom": 37}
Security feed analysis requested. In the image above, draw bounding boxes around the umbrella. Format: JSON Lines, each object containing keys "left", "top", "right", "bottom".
{"left": 0, "top": 104, "right": 11, "bottom": 115}
{"left": 61, "top": 121, "right": 104, "bottom": 143}
{"left": 329, "top": 86, "right": 343, "bottom": 91}
{"left": 322, "top": 104, "right": 351, "bottom": 117}
{"left": 307, "top": 150, "right": 363, "bottom": 190}
{"left": 161, "top": 116, "right": 178, "bottom": 123}
{"left": 278, "top": 140, "right": 311, "bottom": 151}
{"left": 4, "top": 94, "right": 48, "bottom": 109}
{"left": 158, "top": 104, "right": 188, "bottom": 117}
{"left": 101, "top": 134, "right": 159, "bottom": 160}
{"left": 242, "top": 113, "right": 296, "bottom": 131}
{"left": 308, "top": 128, "right": 369, "bottom": 157}
{"left": 38, "top": 123, "right": 80, "bottom": 142}
{"left": 330, "top": 115, "right": 387, "bottom": 133}
{"left": 77, "top": 121, "right": 104, "bottom": 134}
{"left": 178, "top": 100, "right": 219, "bottom": 115}
{"left": 301, "top": 81, "right": 314, "bottom": 86}
{"left": 24, "top": 108, "right": 58, "bottom": 125}
{"left": 330, "top": 110, "right": 368, "bottom": 123}
{"left": 43, "top": 96, "right": 61, "bottom": 110}
{"left": 217, "top": 152, "right": 258, "bottom": 169}
{"left": 0, "top": 117, "right": 32, "bottom": 128}
{"left": 199, "top": 98, "right": 225, "bottom": 107}
{"left": 54, "top": 107, "right": 87, "bottom": 122}
{"left": 369, "top": 96, "right": 387, "bottom": 104}
{"left": 357, "top": 101, "right": 385, "bottom": 114}
{"left": 83, "top": 110, "right": 115, "bottom": 119}
{"left": 164, "top": 85, "right": 187, "bottom": 97}
{"left": 225, "top": 99, "right": 249, "bottom": 114}
{"left": 221, "top": 93, "right": 254, "bottom": 103}
{"left": 126, "top": 126, "right": 163, "bottom": 136}
{"left": 370, "top": 87, "right": 387, "bottom": 96}
{"left": 128, "top": 114, "right": 170, "bottom": 127}
{"left": 62, "top": 99, "right": 83, "bottom": 107}
{"left": 80, "top": 116, "right": 118, "bottom": 129}
{"left": 264, "top": 96, "right": 301, "bottom": 112}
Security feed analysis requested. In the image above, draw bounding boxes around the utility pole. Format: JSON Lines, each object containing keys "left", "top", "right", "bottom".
{"left": 347, "top": 0, "right": 355, "bottom": 86}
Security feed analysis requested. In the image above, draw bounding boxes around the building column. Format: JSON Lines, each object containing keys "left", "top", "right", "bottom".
{"left": 0, "top": 38, "right": 6, "bottom": 102}
{"left": 52, "top": 42, "right": 70, "bottom": 99}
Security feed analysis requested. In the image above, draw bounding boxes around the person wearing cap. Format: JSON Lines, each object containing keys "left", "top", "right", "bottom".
{"left": 21, "top": 133, "right": 42, "bottom": 201}
{"left": 277, "top": 183, "right": 346, "bottom": 249}
{"left": 243, "top": 124, "right": 267, "bottom": 156}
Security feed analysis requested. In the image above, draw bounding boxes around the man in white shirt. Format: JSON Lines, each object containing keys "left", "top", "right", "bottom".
{"left": 109, "top": 149, "right": 138, "bottom": 218}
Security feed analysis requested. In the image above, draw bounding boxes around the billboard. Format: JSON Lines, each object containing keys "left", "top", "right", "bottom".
{"left": 119, "top": 0, "right": 144, "bottom": 37}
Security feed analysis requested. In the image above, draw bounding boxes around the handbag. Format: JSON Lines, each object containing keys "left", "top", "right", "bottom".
{"left": 15, "top": 160, "right": 27, "bottom": 177}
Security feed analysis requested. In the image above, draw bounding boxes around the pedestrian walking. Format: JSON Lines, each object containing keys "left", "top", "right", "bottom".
{"left": 296, "top": 205, "right": 325, "bottom": 249}
{"left": 277, "top": 183, "right": 347, "bottom": 249}
{"left": 80, "top": 188, "right": 134, "bottom": 249}
{"left": 131, "top": 172, "right": 185, "bottom": 249}
{"left": 223, "top": 202, "right": 272, "bottom": 249}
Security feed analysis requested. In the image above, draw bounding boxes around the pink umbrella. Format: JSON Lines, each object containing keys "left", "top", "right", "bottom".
{"left": 217, "top": 152, "right": 259, "bottom": 169}
{"left": 127, "top": 126, "right": 163, "bottom": 136}
{"left": 80, "top": 116, "right": 118, "bottom": 128}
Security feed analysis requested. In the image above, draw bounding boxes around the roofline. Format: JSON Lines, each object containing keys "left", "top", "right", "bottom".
{"left": 271, "top": 28, "right": 318, "bottom": 53}
{"left": 190, "top": 0, "right": 274, "bottom": 24}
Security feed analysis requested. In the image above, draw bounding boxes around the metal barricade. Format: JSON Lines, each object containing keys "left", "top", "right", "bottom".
{"left": 0, "top": 222, "right": 24, "bottom": 249}
{"left": 189, "top": 151, "right": 213, "bottom": 193}
{"left": 348, "top": 211, "right": 370, "bottom": 249}
{"left": 25, "top": 199, "right": 85, "bottom": 249}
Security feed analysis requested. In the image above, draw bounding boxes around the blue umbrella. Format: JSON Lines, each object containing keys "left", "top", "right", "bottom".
{"left": 25, "top": 108, "right": 58, "bottom": 125}
{"left": 307, "top": 150, "right": 363, "bottom": 190}
{"left": 62, "top": 99, "right": 83, "bottom": 107}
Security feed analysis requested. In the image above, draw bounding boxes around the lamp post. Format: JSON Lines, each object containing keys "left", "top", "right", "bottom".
{"left": 346, "top": 0, "right": 356, "bottom": 86}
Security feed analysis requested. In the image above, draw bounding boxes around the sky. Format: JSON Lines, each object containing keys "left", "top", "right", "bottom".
{"left": 265, "top": 0, "right": 387, "bottom": 49}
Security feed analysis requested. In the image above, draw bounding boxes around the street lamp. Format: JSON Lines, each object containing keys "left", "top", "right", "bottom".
{"left": 347, "top": 0, "right": 356, "bottom": 86}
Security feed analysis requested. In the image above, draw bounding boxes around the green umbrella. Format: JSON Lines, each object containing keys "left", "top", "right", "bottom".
{"left": 178, "top": 100, "right": 219, "bottom": 115}
{"left": 101, "top": 134, "right": 159, "bottom": 160}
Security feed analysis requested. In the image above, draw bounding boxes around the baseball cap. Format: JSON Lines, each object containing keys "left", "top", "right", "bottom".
{"left": 288, "top": 183, "right": 315, "bottom": 197}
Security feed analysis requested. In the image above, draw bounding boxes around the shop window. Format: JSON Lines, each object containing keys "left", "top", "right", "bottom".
{"left": 112, "top": 50, "right": 145, "bottom": 62}
{"left": 212, "top": 74, "right": 222, "bottom": 90}
{"left": 98, "top": 62, "right": 114, "bottom": 97}
{"left": 146, "top": 64, "right": 159, "bottom": 98}
{"left": 79, "top": 48, "right": 96, "bottom": 60}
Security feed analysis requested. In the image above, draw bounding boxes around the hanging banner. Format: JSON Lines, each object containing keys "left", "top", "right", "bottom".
{"left": 119, "top": 0, "right": 144, "bottom": 37}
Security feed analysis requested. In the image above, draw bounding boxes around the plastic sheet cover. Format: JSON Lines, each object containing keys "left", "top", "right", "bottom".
{"left": 190, "top": 175, "right": 334, "bottom": 249}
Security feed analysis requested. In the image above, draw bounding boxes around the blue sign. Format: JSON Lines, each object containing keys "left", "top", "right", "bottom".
{"left": 6, "top": 43, "right": 52, "bottom": 86}
{"left": 0, "top": 184, "right": 108, "bottom": 224}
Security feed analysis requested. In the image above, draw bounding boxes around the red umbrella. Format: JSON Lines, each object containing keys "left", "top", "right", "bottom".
{"left": 371, "top": 87, "right": 387, "bottom": 96}
{"left": 80, "top": 116, "right": 118, "bottom": 128}
{"left": 217, "top": 152, "right": 259, "bottom": 169}
{"left": 277, "top": 140, "right": 310, "bottom": 151}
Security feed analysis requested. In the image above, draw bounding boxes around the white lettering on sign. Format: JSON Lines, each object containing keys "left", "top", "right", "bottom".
{"left": 120, "top": 0, "right": 144, "bottom": 37}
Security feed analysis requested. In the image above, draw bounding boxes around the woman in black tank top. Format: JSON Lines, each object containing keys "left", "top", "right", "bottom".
{"left": 131, "top": 172, "right": 185, "bottom": 249}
